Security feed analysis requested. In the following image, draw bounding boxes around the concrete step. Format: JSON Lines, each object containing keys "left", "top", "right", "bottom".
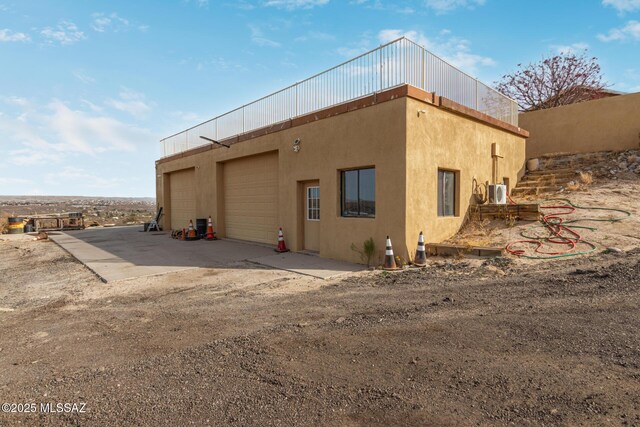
{"left": 520, "top": 176, "right": 574, "bottom": 185}
{"left": 527, "top": 167, "right": 574, "bottom": 175}
{"left": 539, "top": 151, "right": 613, "bottom": 161}
{"left": 511, "top": 185, "right": 561, "bottom": 195}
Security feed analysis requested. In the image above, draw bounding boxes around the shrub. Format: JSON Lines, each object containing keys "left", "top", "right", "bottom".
{"left": 579, "top": 171, "right": 593, "bottom": 185}
{"left": 350, "top": 237, "right": 376, "bottom": 267}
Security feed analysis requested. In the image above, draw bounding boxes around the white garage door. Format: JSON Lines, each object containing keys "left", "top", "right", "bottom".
{"left": 169, "top": 168, "right": 196, "bottom": 230}
{"left": 224, "top": 153, "right": 278, "bottom": 244}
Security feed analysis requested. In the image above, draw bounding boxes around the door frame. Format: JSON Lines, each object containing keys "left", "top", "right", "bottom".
{"left": 297, "top": 180, "right": 320, "bottom": 252}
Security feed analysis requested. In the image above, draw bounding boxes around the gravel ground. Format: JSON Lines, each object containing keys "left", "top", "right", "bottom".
{"left": 0, "top": 236, "right": 639, "bottom": 426}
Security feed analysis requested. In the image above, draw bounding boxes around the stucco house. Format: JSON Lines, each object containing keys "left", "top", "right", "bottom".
{"left": 155, "top": 37, "right": 528, "bottom": 264}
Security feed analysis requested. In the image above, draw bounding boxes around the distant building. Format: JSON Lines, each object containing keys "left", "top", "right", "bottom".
{"left": 155, "top": 38, "right": 528, "bottom": 264}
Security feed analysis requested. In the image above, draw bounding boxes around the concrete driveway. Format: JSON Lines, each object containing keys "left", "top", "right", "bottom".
{"left": 50, "top": 226, "right": 364, "bottom": 282}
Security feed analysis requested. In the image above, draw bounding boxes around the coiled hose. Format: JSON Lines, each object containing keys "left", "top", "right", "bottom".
{"left": 505, "top": 198, "right": 631, "bottom": 259}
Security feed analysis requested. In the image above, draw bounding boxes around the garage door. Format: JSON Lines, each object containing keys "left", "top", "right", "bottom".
{"left": 169, "top": 168, "right": 196, "bottom": 230}
{"left": 224, "top": 153, "right": 278, "bottom": 244}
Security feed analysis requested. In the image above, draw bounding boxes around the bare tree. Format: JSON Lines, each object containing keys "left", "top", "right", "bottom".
{"left": 495, "top": 51, "right": 608, "bottom": 111}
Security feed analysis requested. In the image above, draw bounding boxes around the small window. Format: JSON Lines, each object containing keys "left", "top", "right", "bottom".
{"left": 341, "top": 168, "right": 375, "bottom": 217}
{"left": 307, "top": 186, "right": 320, "bottom": 221}
{"left": 437, "top": 169, "right": 456, "bottom": 217}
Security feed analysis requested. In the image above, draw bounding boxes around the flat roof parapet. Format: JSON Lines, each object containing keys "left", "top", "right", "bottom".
{"left": 157, "top": 84, "right": 528, "bottom": 165}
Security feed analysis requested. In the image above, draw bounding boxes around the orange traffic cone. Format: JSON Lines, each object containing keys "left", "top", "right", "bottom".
{"left": 205, "top": 216, "right": 217, "bottom": 241}
{"left": 187, "top": 220, "right": 197, "bottom": 240}
{"left": 413, "top": 231, "right": 427, "bottom": 267}
{"left": 275, "top": 227, "right": 289, "bottom": 253}
{"left": 383, "top": 236, "right": 399, "bottom": 270}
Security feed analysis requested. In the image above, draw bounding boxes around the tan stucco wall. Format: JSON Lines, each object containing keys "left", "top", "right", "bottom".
{"left": 520, "top": 92, "right": 640, "bottom": 159}
{"left": 156, "top": 93, "right": 527, "bottom": 264}
{"left": 405, "top": 97, "right": 526, "bottom": 250}
{"left": 156, "top": 98, "right": 407, "bottom": 264}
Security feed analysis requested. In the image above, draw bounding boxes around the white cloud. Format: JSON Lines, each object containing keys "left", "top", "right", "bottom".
{"left": 248, "top": 24, "right": 281, "bottom": 47}
{"left": 598, "top": 20, "right": 640, "bottom": 41}
{"left": 0, "top": 177, "right": 32, "bottom": 186}
{"left": 2, "top": 96, "right": 30, "bottom": 107}
{"left": 602, "top": 0, "right": 640, "bottom": 12}
{"left": 425, "top": 0, "right": 485, "bottom": 14}
{"left": 45, "top": 167, "right": 126, "bottom": 190}
{"left": 170, "top": 110, "right": 202, "bottom": 123}
{"left": 378, "top": 29, "right": 495, "bottom": 74}
{"left": 105, "top": 89, "right": 153, "bottom": 117}
{"left": 41, "top": 21, "right": 86, "bottom": 45}
{"left": 73, "top": 69, "right": 96, "bottom": 84}
{"left": 209, "top": 56, "right": 249, "bottom": 72}
{"left": 80, "top": 99, "right": 103, "bottom": 112}
{"left": 264, "top": 0, "right": 329, "bottom": 10}
{"left": 379, "top": 29, "right": 430, "bottom": 47}
{"left": 349, "top": 0, "right": 415, "bottom": 14}
{"left": 91, "top": 12, "right": 130, "bottom": 33}
{"left": 0, "top": 99, "right": 151, "bottom": 166}
{"left": 295, "top": 30, "right": 336, "bottom": 42}
{"left": 551, "top": 42, "right": 590, "bottom": 55}
{"left": 336, "top": 31, "right": 373, "bottom": 57}
{"left": 0, "top": 28, "right": 30, "bottom": 42}
{"left": 336, "top": 46, "right": 367, "bottom": 57}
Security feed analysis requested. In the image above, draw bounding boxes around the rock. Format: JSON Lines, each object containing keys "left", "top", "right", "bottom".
{"left": 619, "top": 162, "right": 627, "bottom": 169}
{"left": 573, "top": 268, "right": 596, "bottom": 275}
{"left": 484, "top": 265, "right": 506, "bottom": 276}
{"left": 605, "top": 247, "right": 623, "bottom": 254}
{"left": 442, "top": 297, "right": 454, "bottom": 303}
{"left": 335, "top": 317, "right": 346, "bottom": 324}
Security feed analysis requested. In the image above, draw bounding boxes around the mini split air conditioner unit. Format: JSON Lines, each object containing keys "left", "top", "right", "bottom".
{"left": 488, "top": 184, "right": 507, "bottom": 205}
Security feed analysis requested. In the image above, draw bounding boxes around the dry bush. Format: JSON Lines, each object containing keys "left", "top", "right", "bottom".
{"left": 505, "top": 214, "right": 517, "bottom": 228}
{"left": 566, "top": 181, "right": 581, "bottom": 191}
{"left": 455, "top": 216, "right": 494, "bottom": 247}
{"left": 0, "top": 210, "right": 9, "bottom": 234}
{"left": 579, "top": 171, "right": 593, "bottom": 185}
{"left": 543, "top": 158, "right": 555, "bottom": 170}
{"left": 628, "top": 154, "right": 638, "bottom": 164}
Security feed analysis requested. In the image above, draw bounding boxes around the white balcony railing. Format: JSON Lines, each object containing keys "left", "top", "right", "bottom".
{"left": 160, "top": 37, "right": 518, "bottom": 158}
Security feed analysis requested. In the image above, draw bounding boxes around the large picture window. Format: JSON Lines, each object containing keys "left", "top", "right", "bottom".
{"left": 341, "top": 167, "right": 375, "bottom": 217}
{"left": 437, "top": 169, "right": 456, "bottom": 217}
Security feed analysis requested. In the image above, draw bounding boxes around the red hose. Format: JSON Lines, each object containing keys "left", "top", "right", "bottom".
{"left": 506, "top": 204, "right": 584, "bottom": 256}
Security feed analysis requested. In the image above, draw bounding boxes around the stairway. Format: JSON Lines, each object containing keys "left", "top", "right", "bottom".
{"left": 511, "top": 151, "right": 613, "bottom": 197}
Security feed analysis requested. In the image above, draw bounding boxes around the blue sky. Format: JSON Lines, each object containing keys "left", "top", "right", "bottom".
{"left": 1, "top": 0, "right": 639, "bottom": 197}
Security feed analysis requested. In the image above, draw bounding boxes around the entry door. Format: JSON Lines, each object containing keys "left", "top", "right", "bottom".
{"left": 304, "top": 182, "right": 320, "bottom": 252}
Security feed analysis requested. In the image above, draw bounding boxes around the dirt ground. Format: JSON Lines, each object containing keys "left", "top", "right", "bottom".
{"left": 448, "top": 178, "right": 640, "bottom": 259}
{"left": 1, "top": 230, "right": 639, "bottom": 426}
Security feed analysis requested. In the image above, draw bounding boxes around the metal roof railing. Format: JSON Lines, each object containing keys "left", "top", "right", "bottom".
{"left": 160, "top": 37, "right": 518, "bottom": 158}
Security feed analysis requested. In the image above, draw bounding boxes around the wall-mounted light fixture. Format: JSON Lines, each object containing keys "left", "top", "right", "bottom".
{"left": 417, "top": 110, "right": 427, "bottom": 117}
{"left": 293, "top": 138, "right": 301, "bottom": 152}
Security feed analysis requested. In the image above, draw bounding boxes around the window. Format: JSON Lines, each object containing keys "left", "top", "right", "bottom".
{"left": 307, "top": 186, "right": 320, "bottom": 220}
{"left": 437, "top": 169, "right": 456, "bottom": 217}
{"left": 341, "top": 167, "right": 375, "bottom": 217}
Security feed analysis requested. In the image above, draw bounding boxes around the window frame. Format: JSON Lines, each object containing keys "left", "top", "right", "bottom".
{"left": 306, "top": 186, "right": 320, "bottom": 221}
{"left": 340, "top": 167, "right": 375, "bottom": 218}
{"left": 437, "top": 169, "right": 457, "bottom": 217}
